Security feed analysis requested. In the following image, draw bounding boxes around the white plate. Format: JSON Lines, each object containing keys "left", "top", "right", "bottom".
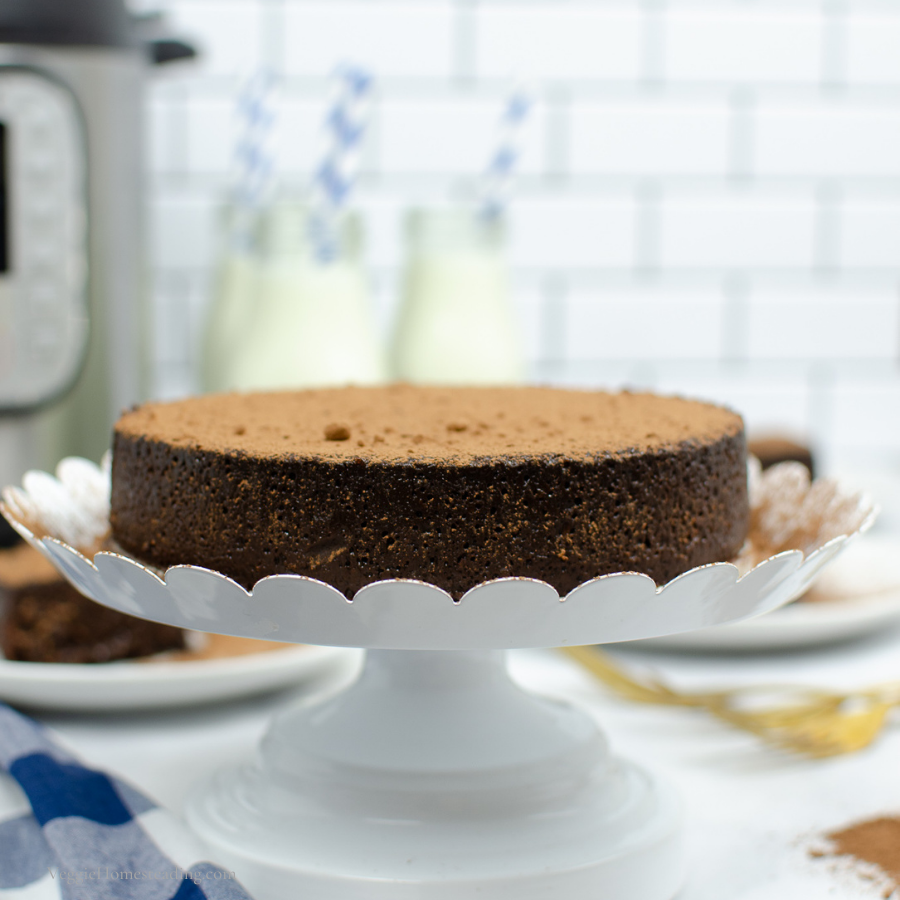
{"left": 634, "top": 535, "right": 900, "bottom": 651}
{"left": 0, "top": 642, "right": 355, "bottom": 711}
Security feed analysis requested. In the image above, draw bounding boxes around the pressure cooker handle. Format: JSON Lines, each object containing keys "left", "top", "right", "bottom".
{"left": 148, "top": 38, "right": 196, "bottom": 65}
{"left": 132, "top": 11, "right": 198, "bottom": 66}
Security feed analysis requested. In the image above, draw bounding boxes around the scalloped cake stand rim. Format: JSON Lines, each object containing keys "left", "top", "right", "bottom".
{"left": 6, "top": 510, "right": 874, "bottom": 650}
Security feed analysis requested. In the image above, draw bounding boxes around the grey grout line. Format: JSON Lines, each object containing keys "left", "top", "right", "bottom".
{"left": 627, "top": 362, "right": 659, "bottom": 391}
{"left": 807, "top": 361, "right": 836, "bottom": 464}
{"left": 187, "top": 273, "right": 212, "bottom": 376}
{"left": 152, "top": 70, "right": 900, "bottom": 103}
{"left": 167, "top": 83, "right": 191, "bottom": 176}
{"left": 157, "top": 0, "right": 898, "bottom": 6}
{"left": 539, "top": 272, "right": 569, "bottom": 363}
{"left": 634, "top": 179, "right": 662, "bottom": 274}
{"left": 542, "top": 86, "right": 571, "bottom": 183}
{"left": 150, "top": 272, "right": 193, "bottom": 367}
{"left": 452, "top": 0, "right": 479, "bottom": 86}
{"left": 820, "top": 0, "right": 849, "bottom": 92}
{"left": 896, "top": 282, "right": 900, "bottom": 365}
{"left": 362, "top": 90, "right": 383, "bottom": 178}
{"left": 260, "top": 0, "right": 287, "bottom": 76}
{"left": 640, "top": 0, "right": 667, "bottom": 88}
{"left": 727, "top": 87, "right": 756, "bottom": 183}
{"left": 812, "top": 181, "right": 843, "bottom": 275}
{"left": 151, "top": 262, "right": 900, "bottom": 291}
{"left": 720, "top": 272, "right": 749, "bottom": 363}
{"left": 148, "top": 167, "right": 900, "bottom": 196}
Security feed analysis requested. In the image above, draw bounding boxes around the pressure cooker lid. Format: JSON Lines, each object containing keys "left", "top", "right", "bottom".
{"left": 0, "top": 0, "right": 135, "bottom": 49}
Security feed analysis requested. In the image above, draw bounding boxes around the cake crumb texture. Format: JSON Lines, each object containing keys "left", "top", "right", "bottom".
{"left": 0, "top": 543, "right": 184, "bottom": 663}
{"left": 110, "top": 385, "right": 748, "bottom": 598}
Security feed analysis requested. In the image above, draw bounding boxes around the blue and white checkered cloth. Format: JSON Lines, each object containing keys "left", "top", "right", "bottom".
{"left": 0, "top": 704, "right": 253, "bottom": 899}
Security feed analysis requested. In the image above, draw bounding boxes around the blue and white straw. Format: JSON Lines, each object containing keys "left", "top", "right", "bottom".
{"left": 232, "top": 68, "right": 276, "bottom": 249}
{"left": 308, "top": 64, "right": 374, "bottom": 263}
{"left": 479, "top": 86, "right": 534, "bottom": 221}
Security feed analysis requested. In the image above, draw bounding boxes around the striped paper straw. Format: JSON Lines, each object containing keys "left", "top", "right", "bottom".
{"left": 479, "top": 86, "right": 533, "bottom": 221}
{"left": 308, "top": 64, "right": 374, "bottom": 263}
{"left": 232, "top": 69, "right": 276, "bottom": 248}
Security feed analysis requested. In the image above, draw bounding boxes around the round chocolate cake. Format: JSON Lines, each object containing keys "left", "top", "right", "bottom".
{"left": 110, "top": 386, "right": 749, "bottom": 598}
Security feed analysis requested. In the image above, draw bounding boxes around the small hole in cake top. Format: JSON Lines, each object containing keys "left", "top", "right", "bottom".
{"left": 324, "top": 424, "right": 351, "bottom": 441}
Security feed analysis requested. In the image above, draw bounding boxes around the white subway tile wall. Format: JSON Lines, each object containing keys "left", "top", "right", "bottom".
{"left": 565, "top": 287, "right": 725, "bottom": 361}
{"left": 665, "top": 11, "right": 824, "bottom": 84}
{"left": 755, "top": 101, "right": 900, "bottom": 177}
{"left": 570, "top": 99, "right": 732, "bottom": 176}
{"left": 475, "top": 7, "right": 643, "bottom": 81}
{"left": 378, "top": 97, "right": 547, "bottom": 175}
{"left": 846, "top": 14, "right": 900, "bottom": 85}
{"left": 510, "top": 197, "right": 636, "bottom": 268}
{"left": 841, "top": 197, "right": 900, "bottom": 268}
{"left": 146, "top": 0, "right": 900, "bottom": 473}
{"left": 659, "top": 189, "right": 818, "bottom": 269}
{"left": 283, "top": 4, "right": 455, "bottom": 80}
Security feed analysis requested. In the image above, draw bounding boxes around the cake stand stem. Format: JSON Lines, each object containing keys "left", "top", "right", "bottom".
{"left": 186, "top": 648, "right": 684, "bottom": 900}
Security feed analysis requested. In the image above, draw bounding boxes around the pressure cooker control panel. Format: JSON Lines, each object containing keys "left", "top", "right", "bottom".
{"left": 0, "top": 67, "right": 89, "bottom": 412}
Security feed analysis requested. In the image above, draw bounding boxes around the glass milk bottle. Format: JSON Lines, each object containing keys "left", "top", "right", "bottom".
{"left": 232, "top": 202, "right": 387, "bottom": 390}
{"left": 391, "top": 208, "right": 524, "bottom": 384}
{"left": 200, "top": 204, "right": 260, "bottom": 393}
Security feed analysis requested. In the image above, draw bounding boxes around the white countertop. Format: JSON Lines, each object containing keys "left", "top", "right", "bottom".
{"left": 30, "top": 619, "right": 900, "bottom": 900}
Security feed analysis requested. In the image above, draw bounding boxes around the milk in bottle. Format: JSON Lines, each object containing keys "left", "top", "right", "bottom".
{"left": 201, "top": 204, "right": 259, "bottom": 393}
{"left": 391, "top": 208, "right": 524, "bottom": 384}
{"left": 232, "top": 203, "right": 386, "bottom": 390}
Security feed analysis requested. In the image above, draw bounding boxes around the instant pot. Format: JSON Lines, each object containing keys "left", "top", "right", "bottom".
{"left": 0, "top": 0, "right": 193, "bottom": 543}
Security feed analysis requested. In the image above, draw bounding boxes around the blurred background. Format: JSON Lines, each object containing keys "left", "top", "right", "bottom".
{"left": 2, "top": 0, "right": 899, "bottom": 522}
{"left": 141, "top": 0, "right": 900, "bottom": 482}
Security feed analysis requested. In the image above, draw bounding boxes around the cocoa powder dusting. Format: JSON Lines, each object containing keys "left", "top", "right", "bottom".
{"left": 116, "top": 385, "right": 742, "bottom": 462}
{"left": 813, "top": 816, "right": 900, "bottom": 896}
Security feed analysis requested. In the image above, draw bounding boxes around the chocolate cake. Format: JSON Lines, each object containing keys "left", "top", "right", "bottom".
{"left": 110, "top": 386, "right": 749, "bottom": 599}
{"left": 0, "top": 542, "right": 184, "bottom": 663}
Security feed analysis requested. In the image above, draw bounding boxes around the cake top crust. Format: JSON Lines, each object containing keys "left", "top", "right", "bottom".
{"left": 115, "top": 385, "right": 743, "bottom": 464}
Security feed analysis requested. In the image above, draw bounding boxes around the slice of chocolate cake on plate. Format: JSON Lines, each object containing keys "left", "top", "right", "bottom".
{"left": 0, "top": 541, "right": 184, "bottom": 663}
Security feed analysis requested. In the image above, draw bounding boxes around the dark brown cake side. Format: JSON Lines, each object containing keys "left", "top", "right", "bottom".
{"left": 109, "top": 386, "right": 749, "bottom": 599}
{"left": 0, "top": 543, "right": 184, "bottom": 663}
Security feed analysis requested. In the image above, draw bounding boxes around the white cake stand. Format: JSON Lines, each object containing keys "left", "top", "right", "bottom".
{"left": 1, "top": 459, "right": 876, "bottom": 900}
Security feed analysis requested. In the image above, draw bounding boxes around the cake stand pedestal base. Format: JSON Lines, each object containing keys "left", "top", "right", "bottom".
{"left": 185, "top": 650, "right": 684, "bottom": 900}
